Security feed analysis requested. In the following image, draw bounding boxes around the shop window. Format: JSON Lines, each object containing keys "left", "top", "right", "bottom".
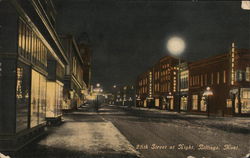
{"left": 226, "top": 99, "right": 232, "bottom": 108}
{"left": 242, "top": 100, "right": 250, "bottom": 114}
{"left": 180, "top": 97, "right": 188, "bottom": 111}
{"left": 192, "top": 95, "right": 198, "bottom": 110}
{"left": 235, "top": 97, "right": 239, "bottom": 113}
{"left": 155, "top": 99, "right": 160, "bottom": 107}
{"left": 170, "top": 98, "right": 174, "bottom": 110}
{"left": 200, "top": 97, "right": 207, "bottom": 112}
{"left": 16, "top": 62, "right": 30, "bottom": 132}
{"left": 38, "top": 75, "right": 46, "bottom": 124}
{"left": 241, "top": 89, "right": 250, "bottom": 114}
{"left": 30, "top": 70, "right": 46, "bottom": 128}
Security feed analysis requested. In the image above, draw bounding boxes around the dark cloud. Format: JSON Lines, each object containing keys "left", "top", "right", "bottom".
{"left": 54, "top": 0, "right": 250, "bottom": 90}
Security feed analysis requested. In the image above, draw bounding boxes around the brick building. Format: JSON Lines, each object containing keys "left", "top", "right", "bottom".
{"left": 60, "top": 35, "right": 88, "bottom": 111}
{"left": 135, "top": 43, "right": 250, "bottom": 117}
{"left": 136, "top": 68, "right": 153, "bottom": 107}
{"left": 189, "top": 43, "right": 250, "bottom": 116}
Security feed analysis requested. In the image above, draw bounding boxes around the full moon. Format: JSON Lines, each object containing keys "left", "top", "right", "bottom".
{"left": 166, "top": 36, "right": 186, "bottom": 56}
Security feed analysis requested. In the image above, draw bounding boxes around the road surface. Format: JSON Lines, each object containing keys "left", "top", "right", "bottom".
{"left": 13, "top": 104, "right": 250, "bottom": 158}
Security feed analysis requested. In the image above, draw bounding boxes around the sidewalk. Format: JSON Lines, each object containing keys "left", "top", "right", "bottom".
{"left": 14, "top": 105, "right": 142, "bottom": 158}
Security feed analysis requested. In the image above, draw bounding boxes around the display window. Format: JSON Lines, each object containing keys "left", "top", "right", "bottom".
{"left": 46, "top": 81, "right": 63, "bottom": 118}
{"left": 192, "top": 95, "right": 198, "bottom": 110}
{"left": 200, "top": 97, "right": 207, "bottom": 112}
{"left": 241, "top": 88, "right": 250, "bottom": 114}
{"left": 181, "top": 97, "right": 188, "bottom": 111}
{"left": 30, "top": 69, "right": 46, "bottom": 128}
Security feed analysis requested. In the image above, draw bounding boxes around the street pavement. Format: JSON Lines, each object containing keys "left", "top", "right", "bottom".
{"left": 12, "top": 104, "right": 250, "bottom": 158}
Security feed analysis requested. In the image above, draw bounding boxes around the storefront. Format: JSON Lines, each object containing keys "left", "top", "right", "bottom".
{"left": 46, "top": 81, "right": 63, "bottom": 122}
{"left": 180, "top": 96, "right": 188, "bottom": 111}
{"left": 46, "top": 60, "right": 65, "bottom": 123}
{"left": 166, "top": 95, "right": 174, "bottom": 110}
{"left": 0, "top": 0, "right": 69, "bottom": 150}
{"left": 229, "top": 88, "right": 250, "bottom": 116}
{"left": 0, "top": 16, "right": 50, "bottom": 150}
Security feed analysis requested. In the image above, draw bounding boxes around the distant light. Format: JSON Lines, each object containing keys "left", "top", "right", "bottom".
{"left": 96, "top": 83, "right": 100, "bottom": 87}
{"left": 113, "top": 85, "right": 117, "bottom": 88}
{"left": 167, "top": 36, "right": 186, "bottom": 56}
{"left": 203, "top": 87, "right": 213, "bottom": 96}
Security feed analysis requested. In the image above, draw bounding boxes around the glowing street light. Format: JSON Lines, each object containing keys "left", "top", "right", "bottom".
{"left": 96, "top": 83, "right": 100, "bottom": 87}
{"left": 166, "top": 36, "right": 186, "bottom": 113}
{"left": 167, "top": 36, "right": 186, "bottom": 57}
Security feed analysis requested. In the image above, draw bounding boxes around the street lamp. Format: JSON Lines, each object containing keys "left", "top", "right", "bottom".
{"left": 96, "top": 83, "right": 100, "bottom": 88}
{"left": 166, "top": 36, "right": 186, "bottom": 113}
{"left": 203, "top": 86, "right": 213, "bottom": 117}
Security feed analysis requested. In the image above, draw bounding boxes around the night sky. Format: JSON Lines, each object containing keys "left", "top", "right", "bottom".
{"left": 54, "top": 0, "right": 250, "bottom": 91}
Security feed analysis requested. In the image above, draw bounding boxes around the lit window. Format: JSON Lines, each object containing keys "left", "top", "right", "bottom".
{"left": 226, "top": 99, "right": 232, "bottom": 108}
{"left": 192, "top": 95, "right": 198, "bottom": 110}
{"left": 246, "top": 67, "right": 250, "bottom": 82}
{"left": 200, "top": 97, "right": 206, "bottom": 112}
{"left": 217, "top": 72, "right": 220, "bottom": 84}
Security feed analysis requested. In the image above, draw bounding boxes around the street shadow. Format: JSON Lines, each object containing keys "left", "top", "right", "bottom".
{"left": 63, "top": 113, "right": 105, "bottom": 122}
{"left": 108, "top": 107, "right": 250, "bottom": 135}
{"left": 10, "top": 119, "right": 140, "bottom": 158}
{"left": 13, "top": 144, "right": 139, "bottom": 158}
{"left": 202, "top": 123, "right": 250, "bottom": 134}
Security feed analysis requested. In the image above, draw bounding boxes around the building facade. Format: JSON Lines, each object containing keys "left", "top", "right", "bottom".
{"left": 180, "top": 62, "right": 189, "bottom": 111}
{"left": 78, "top": 41, "right": 92, "bottom": 90}
{"left": 113, "top": 85, "right": 135, "bottom": 106}
{"left": 60, "top": 35, "right": 87, "bottom": 111}
{"left": 135, "top": 43, "right": 250, "bottom": 117}
{"left": 136, "top": 68, "right": 153, "bottom": 107}
{"left": 157, "top": 56, "right": 179, "bottom": 110}
{"left": 189, "top": 43, "right": 250, "bottom": 116}
{"left": 0, "top": 0, "right": 68, "bottom": 151}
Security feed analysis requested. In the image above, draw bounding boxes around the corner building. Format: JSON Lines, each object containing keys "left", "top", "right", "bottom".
{"left": 188, "top": 43, "right": 250, "bottom": 116}
{"left": 0, "top": 0, "right": 68, "bottom": 151}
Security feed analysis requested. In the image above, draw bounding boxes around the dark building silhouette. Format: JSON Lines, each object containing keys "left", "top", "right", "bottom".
{"left": 60, "top": 35, "right": 88, "bottom": 110}
{"left": 78, "top": 32, "right": 92, "bottom": 90}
